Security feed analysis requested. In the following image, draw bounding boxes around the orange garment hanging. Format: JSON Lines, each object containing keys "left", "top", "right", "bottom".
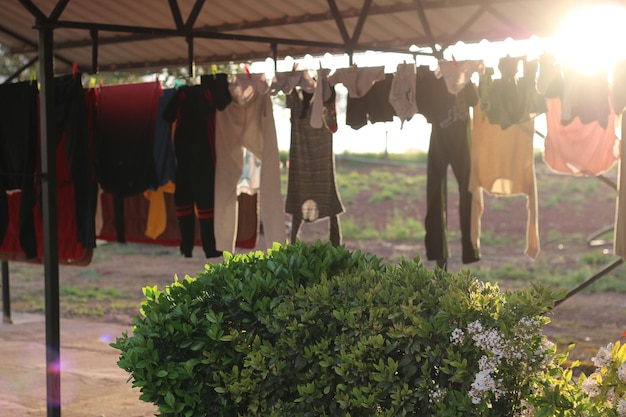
{"left": 469, "top": 101, "right": 539, "bottom": 259}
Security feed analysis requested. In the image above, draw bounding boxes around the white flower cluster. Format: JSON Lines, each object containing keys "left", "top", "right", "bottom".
{"left": 519, "top": 399, "right": 535, "bottom": 417}
{"left": 584, "top": 342, "right": 626, "bottom": 416}
{"left": 478, "top": 354, "right": 499, "bottom": 373}
{"left": 459, "top": 317, "right": 548, "bottom": 406}
{"left": 469, "top": 370, "right": 502, "bottom": 404}
{"left": 469, "top": 354, "right": 504, "bottom": 404}
{"left": 591, "top": 343, "right": 614, "bottom": 368}
{"left": 614, "top": 393, "right": 626, "bottom": 417}
{"left": 619, "top": 363, "right": 626, "bottom": 383}
{"left": 450, "top": 328, "right": 465, "bottom": 344}
{"left": 428, "top": 386, "right": 446, "bottom": 404}
{"left": 516, "top": 317, "right": 541, "bottom": 340}
{"left": 471, "top": 327, "right": 506, "bottom": 359}
{"left": 582, "top": 377, "right": 601, "bottom": 398}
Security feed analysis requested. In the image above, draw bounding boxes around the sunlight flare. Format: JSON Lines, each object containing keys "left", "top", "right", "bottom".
{"left": 551, "top": 3, "right": 626, "bottom": 74}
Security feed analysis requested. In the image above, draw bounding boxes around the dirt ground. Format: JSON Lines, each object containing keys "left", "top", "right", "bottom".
{"left": 1, "top": 160, "right": 625, "bottom": 416}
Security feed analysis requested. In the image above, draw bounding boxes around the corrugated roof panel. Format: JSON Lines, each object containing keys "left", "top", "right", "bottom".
{"left": 1, "top": 0, "right": 622, "bottom": 74}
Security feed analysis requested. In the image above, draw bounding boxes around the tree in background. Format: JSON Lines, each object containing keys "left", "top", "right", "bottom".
{"left": 0, "top": 44, "right": 37, "bottom": 83}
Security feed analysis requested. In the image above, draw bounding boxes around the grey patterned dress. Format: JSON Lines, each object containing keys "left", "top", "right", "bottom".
{"left": 285, "top": 89, "right": 344, "bottom": 245}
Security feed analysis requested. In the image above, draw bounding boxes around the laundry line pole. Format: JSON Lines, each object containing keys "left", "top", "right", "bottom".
{"left": 38, "top": 24, "right": 62, "bottom": 417}
{"left": 1, "top": 261, "right": 10, "bottom": 323}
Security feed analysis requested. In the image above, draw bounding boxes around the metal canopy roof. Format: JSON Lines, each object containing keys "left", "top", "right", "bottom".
{"left": 1, "top": 0, "right": 609, "bottom": 74}
{"left": 1, "top": 2, "right": 623, "bottom": 416}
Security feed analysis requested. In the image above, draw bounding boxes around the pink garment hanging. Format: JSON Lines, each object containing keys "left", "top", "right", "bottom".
{"left": 328, "top": 66, "right": 385, "bottom": 98}
{"left": 435, "top": 59, "right": 485, "bottom": 95}
{"left": 544, "top": 96, "right": 619, "bottom": 176}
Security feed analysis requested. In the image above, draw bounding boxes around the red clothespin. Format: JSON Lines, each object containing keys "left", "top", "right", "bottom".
{"left": 452, "top": 55, "right": 458, "bottom": 67}
{"left": 244, "top": 64, "right": 251, "bottom": 79}
{"left": 72, "top": 63, "right": 78, "bottom": 79}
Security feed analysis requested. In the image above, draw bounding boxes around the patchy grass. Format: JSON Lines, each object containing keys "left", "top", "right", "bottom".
{"left": 382, "top": 209, "right": 426, "bottom": 241}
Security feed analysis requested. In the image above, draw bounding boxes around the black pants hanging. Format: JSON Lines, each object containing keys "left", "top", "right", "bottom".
{"left": 424, "top": 119, "right": 479, "bottom": 265}
{"left": 174, "top": 141, "right": 220, "bottom": 258}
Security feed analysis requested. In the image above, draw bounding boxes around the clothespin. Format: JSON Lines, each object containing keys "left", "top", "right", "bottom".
{"left": 89, "top": 76, "right": 97, "bottom": 89}
{"left": 211, "top": 64, "right": 218, "bottom": 79}
{"left": 292, "top": 62, "right": 299, "bottom": 72}
{"left": 452, "top": 55, "right": 458, "bottom": 67}
{"left": 244, "top": 63, "right": 251, "bottom": 79}
{"left": 72, "top": 63, "right": 78, "bottom": 79}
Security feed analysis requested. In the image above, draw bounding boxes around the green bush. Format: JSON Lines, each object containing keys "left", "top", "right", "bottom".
{"left": 112, "top": 241, "right": 561, "bottom": 416}
{"left": 111, "top": 241, "right": 385, "bottom": 416}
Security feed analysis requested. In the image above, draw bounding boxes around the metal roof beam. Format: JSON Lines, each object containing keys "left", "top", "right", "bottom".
{"left": 18, "top": 0, "right": 47, "bottom": 23}
{"left": 350, "top": 0, "right": 373, "bottom": 48}
{"left": 449, "top": 6, "right": 487, "bottom": 44}
{"left": 189, "top": 0, "right": 529, "bottom": 33}
{"left": 168, "top": 0, "right": 185, "bottom": 30}
{"left": 48, "top": 0, "right": 70, "bottom": 22}
{"left": 484, "top": 4, "right": 526, "bottom": 38}
{"left": 34, "top": 20, "right": 347, "bottom": 50}
{"left": 413, "top": 0, "right": 442, "bottom": 58}
{"left": 327, "top": 0, "right": 351, "bottom": 45}
{"left": 93, "top": 40, "right": 428, "bottom": 73}
{"left": 184, "top": 0, "right": 206, "bottom": 32}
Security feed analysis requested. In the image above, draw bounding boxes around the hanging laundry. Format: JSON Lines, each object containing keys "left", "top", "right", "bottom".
{"left": 610, "top": 58, "right": 626, "bottom": 259}
{"left": 53, "top": 74, "right": 98, "bottom": 250}
{"left": 612, "top": 60, "right": 626, "bottom": 115}
{"left": 269, "top": 69, "right": 316, "bottom": 96}
{"left": 328, "top": 65, "right": 385, "bottom": 98}
{"left": 481, "top": 56, "right": 545, "bottom": 129}
{"left": 152, "top": 88, "right": 177, "bottom": 187}
{"left": 1, "top": 75, "right": 95, "bottom": 263}
{"left": 470, "top": 103, "right": 539, "bottom": 259}
{"left": 309, "top": 68, "right": 332, "bottom": 130}
{"left": 215, "top": 73, "right": 286, "bottom": 253}
{"left": 346, "top": 73, "right": 396, "bottom": 130}
{"left": 389, "top": 62, "right": 418, "bottom": 125}
{"left": 435, "top": 59, "right": 485, "bottom": 95}
{"left": 97, "top": 188, "right": 196, "bottom": 246}
{"left": 561, "top": 69, "right": 611, "bottom": 129}
{"left": 0, "top": 184, "right": 93, "bottom": 265}
{"left": 416, "top": 66, "right": 480, "bottom": 264}
{"left": 329, "top": 66, "right": 390, "bottom": 129}
{"left": 537, "top": 53, "right": 560, "bottom": 96}
{"left": 96, "top": 81, "right": 161, "bottom": 197}
{"left": 612, "top": 73, "right": 626, "bottom": 258}
{"left": 0, "top": 81, "right": 39, "bottom": 258}
{"left": 143, "top": 181, "right": 175, "bottom": 240}
{"left": 235, "top": 150, "right": 261, "bottom": 249}
{"left": 163, "top": 74, "right": 231, "bottom": 258}
{"left": 543, "top": 95, "right": 619, "bottom": 176}
{"left": 285, "top": 89, "right": 345, "bottom": 246}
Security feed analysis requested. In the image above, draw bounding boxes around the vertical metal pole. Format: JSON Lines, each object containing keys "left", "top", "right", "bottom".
{"left": 38, "top": 25, "right": 61, "bottom": 417}
{"left": 90, "top": 29, "right": 99, "bottom": 74}
{"left": 271, "top": 42, "right": 278, "bottom": 72}
{"left": 2, "top": 261, "right": 11, "bottom": 324}
{"left": 187, "top": 36, "right": 195, "bottom": 78}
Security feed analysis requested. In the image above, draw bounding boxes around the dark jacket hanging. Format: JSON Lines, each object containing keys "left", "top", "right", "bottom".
{"left": 0, "top": 81, "right": 39, "bottom": 258}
